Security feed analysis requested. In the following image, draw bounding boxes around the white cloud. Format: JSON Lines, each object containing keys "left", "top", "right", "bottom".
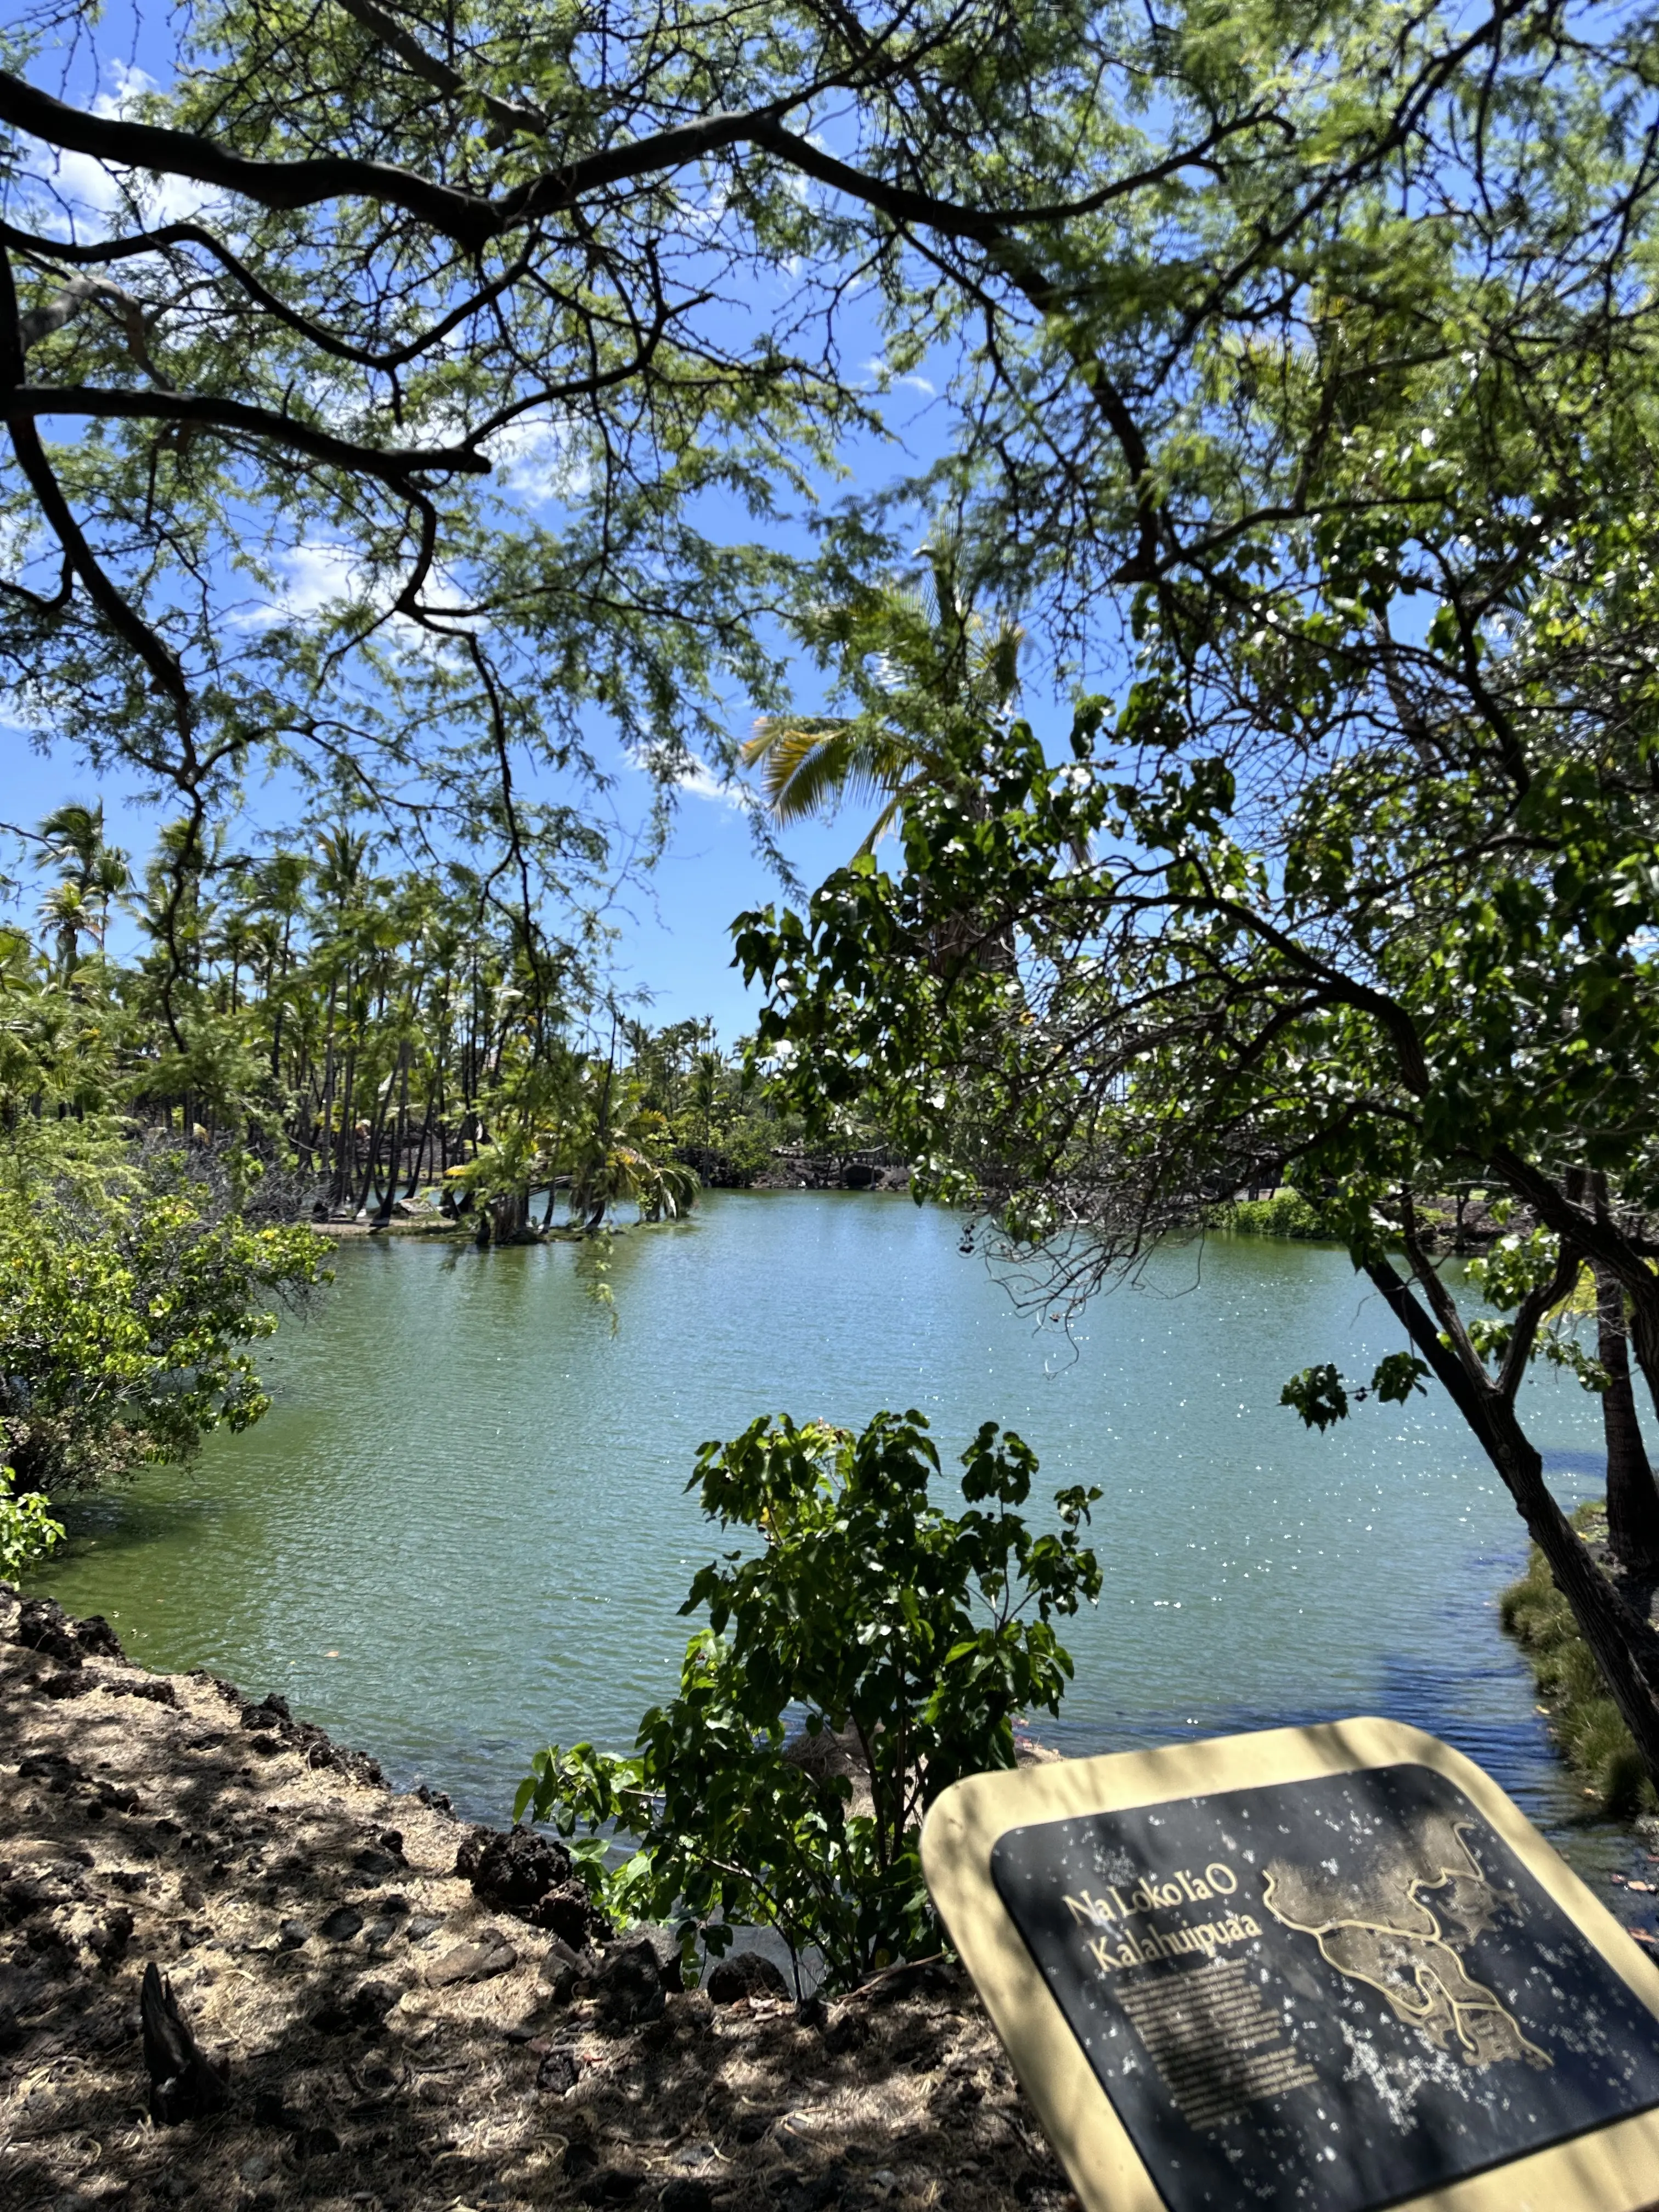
{"left": 676, "top": 757, "right": 751, "bottom": 810}
{"left": 484, "top": 411, "right": 589, "bottom": 505}
{"left": 860, "top": 357, "right": 935, "bottom": 397}
{"left": 24, "top": 59, "right": 216, "bottom": 236}
{"left": 232, "top": 539, "right": 362, "bottom": 628}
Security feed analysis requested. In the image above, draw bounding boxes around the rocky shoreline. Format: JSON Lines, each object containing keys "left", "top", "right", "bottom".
{"left": 0, "top": 1590, "right": 1077, "bottom": 2212}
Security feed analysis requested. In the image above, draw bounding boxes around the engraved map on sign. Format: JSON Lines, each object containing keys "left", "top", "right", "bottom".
{"left": 989, "top": 1764, "right": 1659, "bottom": 2212}
{"left": 1261, "top": 1807, "right": 1549, "bottom": 2073}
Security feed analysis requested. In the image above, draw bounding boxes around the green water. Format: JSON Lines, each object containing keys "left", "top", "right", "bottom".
{"left": 41, "top": 1193, "right": 1611, "bottom": 1848}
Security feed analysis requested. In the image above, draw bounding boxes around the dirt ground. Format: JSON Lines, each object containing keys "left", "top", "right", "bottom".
{"left": 0, "top": 1587, "right": 1080, "bottom": 2212}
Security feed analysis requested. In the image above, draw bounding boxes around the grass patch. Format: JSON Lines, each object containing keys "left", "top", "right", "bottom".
{"left": 1222, "top": 1191, "right": 1332, "bottom": 1240}
{"left": 1499, "top": 1500, "right": 1658, "bottom": 1819}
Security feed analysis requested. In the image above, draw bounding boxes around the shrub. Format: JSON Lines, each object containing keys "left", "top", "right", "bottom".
{"left": 0, "top": 1141, "right": 328, "bottom": 1494}
{"left": 516, "top": 1408, "right": 1101, "bottom": 1993}
{"left": 1500, "top": 1504, "right": 1657, "bottom": 1818}
{"left": 1224, "top": 1190, "right": 1329, "bottom": 1240}
{"left": 0, "top": 1459, "right": 63, "bottom": 1582}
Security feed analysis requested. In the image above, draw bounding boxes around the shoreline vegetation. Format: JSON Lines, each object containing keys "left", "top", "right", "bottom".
{"left": 307, "top": 1152, "right": 912, "bottom": 1239}
{"left": 315, "top": 1178, "right": 1496, "bottom": 1245}
{"left": 1221, "top": 1189, "right": 1513, "bottom": 1251}
{"left": 0, "top": 1587, "right": 1079, "bottom": 2212}
{"left": 1500, "top": 1502, "right": 1659, "bottom": 1822}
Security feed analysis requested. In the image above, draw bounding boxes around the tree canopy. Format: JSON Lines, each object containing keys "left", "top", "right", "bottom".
{"left": 7, "top": 0, "right": 1641, "bottom": 881}
{"left": 729, "top": 19, "right": 1659, "bottom": 1787}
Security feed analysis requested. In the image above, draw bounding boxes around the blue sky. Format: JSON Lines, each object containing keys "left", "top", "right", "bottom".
{"left": 2, "top": 8, "right": 1096, "bottom": 1043}
{"left": 2, "top": 707, "right": 906, "bottom": 1043}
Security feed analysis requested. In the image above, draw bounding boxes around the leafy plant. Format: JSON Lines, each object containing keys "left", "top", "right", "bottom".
{"left": 0, "top": 1456, "right": 63, "bottom": 1582}
{"left": 0, "top": 1139, "right": 328, "bottom": 1495}
{"left": 516, "top": 1409, "right": 1100, "bottom": 1994}
{"left": 1225, "top": 1192, "right": 1328, "bottom": 1241}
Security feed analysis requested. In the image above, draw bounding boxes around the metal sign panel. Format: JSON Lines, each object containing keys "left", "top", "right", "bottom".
{"left": 921, "top": 1720, "right": 1659, "bottom": 2210}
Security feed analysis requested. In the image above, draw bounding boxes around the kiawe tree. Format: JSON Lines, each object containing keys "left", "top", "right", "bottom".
{"left": 0, "top": 0, "right": 1579, "bottom": 883}
{"left": 735, "top": 27, "right": 1659, "bottom": 1792}
{"left": 8, "top": 0, "right": 1659, "bottom": 1756}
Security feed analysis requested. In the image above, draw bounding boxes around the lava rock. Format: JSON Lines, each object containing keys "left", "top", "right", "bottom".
{"left": 74, "top": 1612, "right": 125, "bottom": 1660}
{"left": 320, "top": 1905, "right": 364, "bottom": 1944}
{"left": 596, "top": 1934, "right": 665, "bottom": 2027}
{"left": 539, "top": 1936, "right": 594, "bottom": 2002}
{"left": 241, "top": 1691, "right": 294, "bottom": 1729}
{"left": 101, "top": 1675, "right": 176, "bottom": 1705}
{"left": 14, "top": 1596, "right": 83, "bottom": 1668}
{"left": 537, "top": 2046, "right": 580, "bottom": 2095}
{"left": 252, "top": 2090, "right": 304, "bottom": 2131}
{"left": 426, "top": 1932, "right": 518, "bottom": 1988}
{"left": 88, "top": 1907, "right": 135, "bottom": 1970}
{"left": 314, "top": 1980, "right": 399, "bottom": 2034}
{"left": 706, "top": 1951, "right": 789, "bottom": 2005}
{"left": 455, "top": 1822, "right": 572, "bottom": 1916}
{"left": 535, "top": 1879, "right": 608, "bottom": 1946}
{"left": 1, "top": 1877, "right": 48, "bottom": 1926}
{"left": 580, "top": 2171, "right": 644, "bottom": 2205}
{"left": 661, "top": 2184, "right": 715, "bottom": 2212}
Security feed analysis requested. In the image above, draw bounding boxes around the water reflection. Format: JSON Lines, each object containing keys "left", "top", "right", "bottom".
{"left": 41, "top": 1194, "right": 1623, "bottom": 1875}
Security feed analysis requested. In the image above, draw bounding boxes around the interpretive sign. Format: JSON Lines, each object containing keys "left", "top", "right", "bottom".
{"left": 921, "top": 1720, "right": 1659, "bottom": 2211}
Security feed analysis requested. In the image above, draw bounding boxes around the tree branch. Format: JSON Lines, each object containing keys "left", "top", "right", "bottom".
{"left": 0, "top": 251, "right": 190, "bottom": 719}
{"left": 0, "top": 385, "right": 490, "bottom": 481}
{"left": 329, "top": 0, "right": 549, "bottom": 141}
{"left": 0, "top": 218, "right": 536, "bottom": 376}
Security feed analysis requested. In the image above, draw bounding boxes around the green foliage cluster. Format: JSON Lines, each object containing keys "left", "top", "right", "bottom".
{"left": 1500, "top": 1507, "right": 1658, "bottom": 1820}
{"left": 0, "top": 1465, "right": 63, "bottom": 1582}
{"left": 623, "top": 1018, "right": 802, "bottom": 1188}
{"left": 1278, "top": 1353, "right": 1430, "bottom": 1434}
{"left": 1, "top": 810, "right": 790, "bottom": 1244}
{"left": 0, "top": 831, "right": 332, "bottom": 1513}
{"left": 1223, "top": 1193, "right": 1328, "bottom": 1242}
{"left": 733, "top": 253, "right": 1659, "bottom": 1781}
{"left": 516, "top": 1409, "right": 1100, "bottom": 1993}
{"left": 0, "top": 1127, "right": 328, "bottom": 1497}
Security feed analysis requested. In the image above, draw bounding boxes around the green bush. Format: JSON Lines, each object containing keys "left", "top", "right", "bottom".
{"left": 1499, "top": 1504, "right": 1657, "bottom": 1818}
{"left": 0, "top": 1460, "right": 63, "bottom": 1582}
{"left": 516, "top": 1408, "right": 1101, "bottom": 1993}
{"left": 0, "top": 1139, "right": 328, "bottom": 1495}
{"left": 1224, "top": 1190, "right": 1329, "bottom": 1240}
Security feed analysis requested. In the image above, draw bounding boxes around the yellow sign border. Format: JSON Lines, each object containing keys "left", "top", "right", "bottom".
{"left": 920, "top": 1717, "right": 1659, "bottom": 2212}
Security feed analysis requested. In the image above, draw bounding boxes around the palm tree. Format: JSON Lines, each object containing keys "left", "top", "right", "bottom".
{"left": 37, "top": 802, "right": 128, "bottom": 978}
{"left": 740, "top": 539, "right": 1023, "bottom": 853}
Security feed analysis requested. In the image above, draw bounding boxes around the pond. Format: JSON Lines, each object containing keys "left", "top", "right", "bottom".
{"left": 40, "top": 1192, "right": 1617, "bottom": 1866}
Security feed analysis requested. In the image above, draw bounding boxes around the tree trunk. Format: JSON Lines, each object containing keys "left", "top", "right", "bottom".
{"left": 1368, "top": 1256, "right": 1659, "bottom": 1785}
{"left": 405, "top": 1105, "right": 431, "bottom": 1198}
{"left": 374, "top": 1048, "right": 410, "bottom": 1223}
{"left": 335, "top": 1049, "right": 356, "bottom": 1209}
{"left": 313, "top": 977, "right": 338, "bottom": 1181}
{"left": 1595, "top": 1263, "right": 1659, "bottom": 1577}
{"left": 357, "top": 1062, "right": 398, "bottom": 1220}
{"left": 489, "top": 1188, "right": 529, "bottom": 1243}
